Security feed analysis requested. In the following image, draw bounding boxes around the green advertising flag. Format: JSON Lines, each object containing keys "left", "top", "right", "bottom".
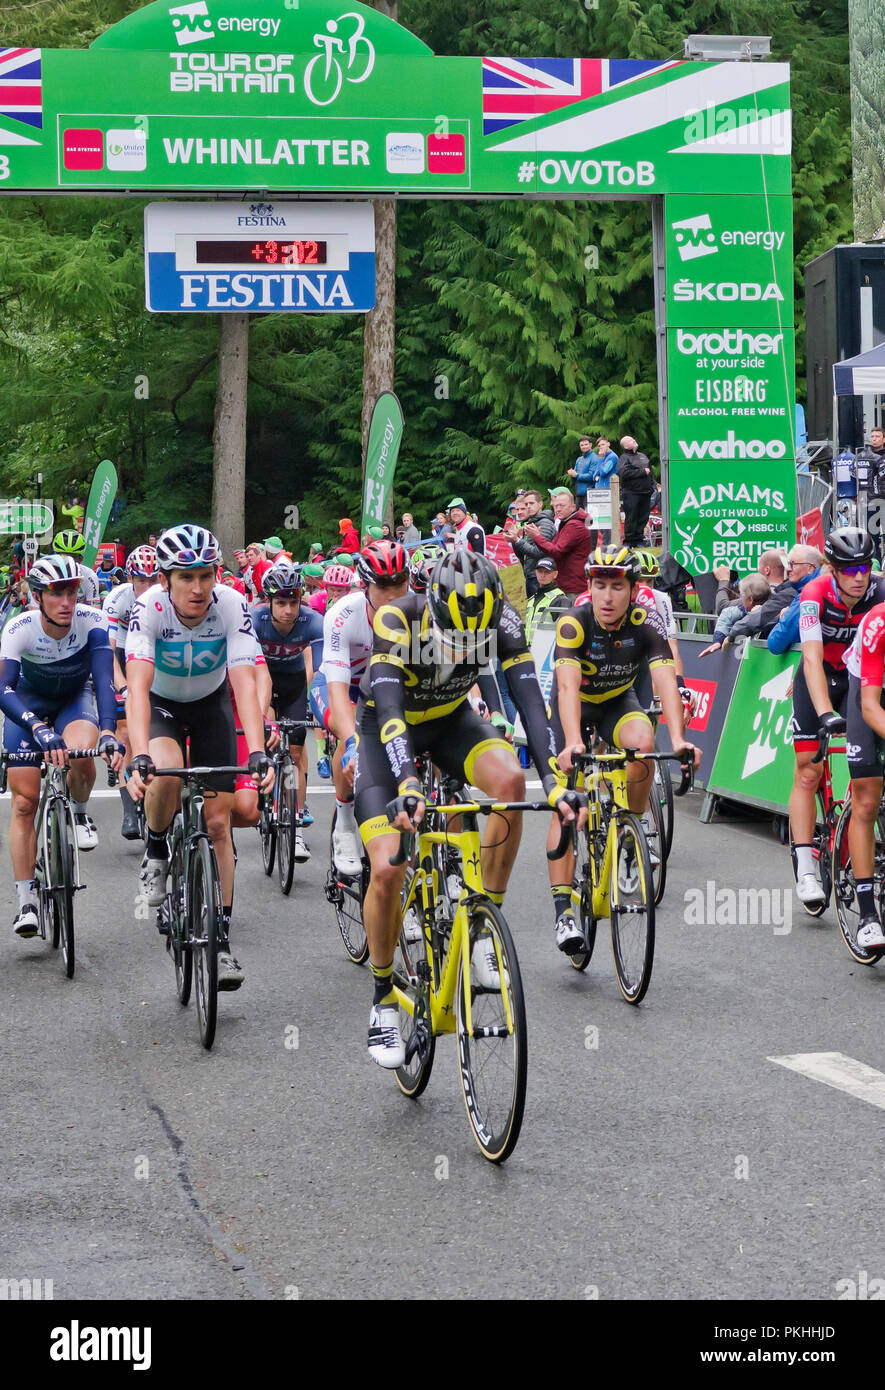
{"left": 81, "top": 460, "right": 118, "bottom": 568}
{"left": 362, "top": 392, "right": 403, "bottom": 540}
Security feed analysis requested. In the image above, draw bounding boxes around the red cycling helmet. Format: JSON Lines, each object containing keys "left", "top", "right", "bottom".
{"left": 323, "top": 565, "right": 354, "bottom": 589}
{"left": 126, "top": 545, "right": 159, "bottom": 580}
{"left": 355, "top": 539, "right": 409, "bottom": 588}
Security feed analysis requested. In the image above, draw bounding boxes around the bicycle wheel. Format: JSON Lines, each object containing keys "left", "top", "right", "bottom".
{"left": 326, "top": 807, "right": 369, "bottom": 964}
{"left": 277, "top": 759, "right": 297, "bottom": 897}
{"left": 570, "top": 826, "right": 598, "bottom": 972}
{"left": 168, "top": 836, "right": 191, "bottom": 1005}
{"left": 259, "top": 791, "right": 276, "bottom": 876}
{"left": 393, "top": 882, "right": 436, "bottom": 1099}
{"left": 654, "top": 758, "right": 675, "bottom": 857}
{"left": 609, "top": 812, "right": 655, "bottom": 1004}
{"left": 832, "top": 801, "right": 885, "bottom": 966}
{"left": 48, "top": 798, "right": 75, "bottom": 978}
{"left": 190, "top": 837, "right": 221, "bottom": 1049}
{"left": 456, "top": 899, "right": 527, "bottom": 1163}
{"left": 645, "top": 791, "right": 668, "bottom": 906}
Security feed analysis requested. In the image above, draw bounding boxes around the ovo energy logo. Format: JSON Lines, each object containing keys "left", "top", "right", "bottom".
{"left": 672, "top": 214, "right": 718, "bottom": 262}
{"left": 169, "top": 2, "right": 215, "bottom": 46}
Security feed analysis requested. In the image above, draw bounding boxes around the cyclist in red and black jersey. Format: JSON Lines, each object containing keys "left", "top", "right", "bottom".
{"left": 842, "top": 604, "right": 885, "bottom": 949}
{"left": 790, "top": 528, "right": 885, "bottom": 910}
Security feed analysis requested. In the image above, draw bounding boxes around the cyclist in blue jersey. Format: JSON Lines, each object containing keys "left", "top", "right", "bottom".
{"left": 0, "top": 555, "right": 123, "bottom": 938}
{"left": 252, "top": 558, "right": 323, "bottom": 855}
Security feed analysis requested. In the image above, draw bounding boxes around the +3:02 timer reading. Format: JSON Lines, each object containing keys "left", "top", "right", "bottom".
{"left": 195, "top": 239, "right": 329, "bottom": 266}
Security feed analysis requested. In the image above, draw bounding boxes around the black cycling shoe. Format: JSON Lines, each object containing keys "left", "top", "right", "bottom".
{"left": 121, "top": 811, "right": 141, "bottom": 840}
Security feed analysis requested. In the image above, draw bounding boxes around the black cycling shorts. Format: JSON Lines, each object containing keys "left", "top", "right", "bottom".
{"left": 148, "top": 683, "right": 237, "bottom": 793}
{"left": 272, "top": 675, "right": 308, "bottom": 745}
{"left": 353, "top": 698, "right": 517, "bottom": 843}
{"left": 790, "top": 660, "right": 849, "bottom": 748}
{"left": 846, "top": 674, "right": 885, "bottom": 780}
{"left": 548, "top": 685, "right": 652, "bottom": 774}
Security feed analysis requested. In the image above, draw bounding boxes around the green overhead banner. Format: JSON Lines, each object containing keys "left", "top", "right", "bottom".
{"left": 0, "top": 0, "right": 796, "bottom": 575}
{"left": 81, "top": 459, "right": 118, "bottom": 568}
{"left": 361, "top": 391, "right": 403, "bottom": 539}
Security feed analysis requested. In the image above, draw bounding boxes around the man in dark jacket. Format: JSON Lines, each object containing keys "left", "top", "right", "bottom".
{"left": 523, "top": 487, "right": 592, "bottom": 599}
{"left": 509, "top": 488, "right": 556, "bottom": 595}
{"left": 617, "top": 435, "right": 655, "bottom": 546}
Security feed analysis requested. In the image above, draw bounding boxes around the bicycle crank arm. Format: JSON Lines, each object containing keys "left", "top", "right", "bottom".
{"left": 472, "top": 1025, "right": 512, "bottom": 1039}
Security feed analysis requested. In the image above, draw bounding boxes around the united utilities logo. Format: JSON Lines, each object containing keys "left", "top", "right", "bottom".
{"left": 672, "top": 214, "right": 717, "bottom": 261}
{"left": 169, "top": 2, "right": 215, "bottom": 46}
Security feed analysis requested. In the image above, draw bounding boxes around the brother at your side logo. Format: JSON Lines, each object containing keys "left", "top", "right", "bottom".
{"left": 63, "top": 129, "right": 104, "bottom": 171}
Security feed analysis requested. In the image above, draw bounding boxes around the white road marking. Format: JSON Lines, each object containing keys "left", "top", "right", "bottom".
{"left": 768, "top": 1052, "right": 885, "bottom": 1111}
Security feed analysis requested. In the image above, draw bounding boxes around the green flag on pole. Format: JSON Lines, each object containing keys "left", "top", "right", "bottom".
{"left": 81, "top": 460, "right": 118, "bottom": 568}
{"left": 361, "top": 392, "right": 403, "bottom": 543}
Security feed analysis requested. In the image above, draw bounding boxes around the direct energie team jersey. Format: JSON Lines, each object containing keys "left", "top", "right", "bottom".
{"left": 576, "top": 583, "right": 674, "bottom": 638}
{"left": 125, "top": 583, "right": 260, "bottom": 702}
{"left": 799, "top": 573, "right": 885, "bottom": 670}
{"left": 553, "top": 601, "right": 673, "bottom": 704}
{"left": 251, "top": 602, "right": 323, "bottom": 683}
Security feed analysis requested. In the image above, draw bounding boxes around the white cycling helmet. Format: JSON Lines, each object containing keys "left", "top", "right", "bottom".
{"left": 156, "top": 524, "right": 221, "bottom": 572}
{"left": 28, "top": 554, "right": 82, "bottom": 591}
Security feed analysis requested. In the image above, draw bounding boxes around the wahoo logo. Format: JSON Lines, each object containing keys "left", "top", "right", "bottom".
{"left": 169, "top": 2, "right": 215, "bottom": 46}
{"left": 672, "top": 213, "right": 717, "bottom": 261}
{"left": 714, "top": 519, "right": 745, "bottom": 538}
{"left": 679, "top": 433, "right": 787, "bottom": 460}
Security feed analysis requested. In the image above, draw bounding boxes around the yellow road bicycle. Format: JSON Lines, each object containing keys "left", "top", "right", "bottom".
{"left": 561, "top": 749, "right": 693, "bottom": 1004}
{"left": 390, "top": 790, "right": 558, "bottom": 1164}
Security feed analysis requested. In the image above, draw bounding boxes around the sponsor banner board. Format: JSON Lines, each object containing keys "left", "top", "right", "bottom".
{"left": 0, "top": 500, "right": 53, "bottom": 536}
{"left": 648, "top": 634, "right": 742, "bottom": 788}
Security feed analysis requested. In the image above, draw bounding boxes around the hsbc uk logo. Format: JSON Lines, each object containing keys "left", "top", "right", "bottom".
{"left": 713, "top": 518, "right": 745, "bottom": 538}
{"left": 169, "top": 2, "right": 215, "bottom": 46}
{"left": 673, "top": 214, "right": 718, "bottom": 262}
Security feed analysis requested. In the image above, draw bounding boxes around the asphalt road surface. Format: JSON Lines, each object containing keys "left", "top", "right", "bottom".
{"left": 3, "top": 779, "right": 885, "bottom": 1301}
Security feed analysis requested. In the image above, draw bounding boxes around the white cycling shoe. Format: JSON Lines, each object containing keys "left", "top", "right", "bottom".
{"left": 470, "top": 936, "right": 503, "bottom": 991}
{"left": 403, "top": 906, "right": 423, "bottom": 945}
{"left": 555, "top": 911, "right": 585, "bottom": 956}
{"left": 333, "top": 825, "right": 362, "bottom": 877}
{"left": 368, "top": 1004, "right": 405, "bottom": 1069}
{"left": 857, "top": 918, "right": 885, "bottom": 951}
{"left": 14, "top": 904, "right": 39, "bottom": 939}
{"left": 74, "top": 813, "right": 98, "bottom": 852}
{"left": 293, "top": 829, "right": 311, "bottom": 862}
{"left": 139, "top": 853, "right": 169, "bottom": 907}
{"left": 796, "top": 873, "right": 825, "bottom": 906}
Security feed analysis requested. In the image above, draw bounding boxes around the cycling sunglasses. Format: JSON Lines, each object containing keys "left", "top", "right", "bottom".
{"left": 174, "top": 547, "right": 222, "bottom": 567}
{"left": 836, "top": 562, "right": 872, "bottom": 577}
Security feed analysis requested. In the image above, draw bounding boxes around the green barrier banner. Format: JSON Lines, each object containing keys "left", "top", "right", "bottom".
{"left": 81, "top": 459, "right": 118, "bottom": 568}
{"left": 361, "top": 392, "right": 402, "bottom": 539}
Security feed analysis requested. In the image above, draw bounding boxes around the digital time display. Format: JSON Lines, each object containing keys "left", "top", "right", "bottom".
{"left": 195, "top": 239, "right": 328, "bottom": 266}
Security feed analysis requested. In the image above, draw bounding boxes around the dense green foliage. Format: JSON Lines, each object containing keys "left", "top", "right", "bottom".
{"left": 0, "top": 0, "right": 854, "bottom": 552}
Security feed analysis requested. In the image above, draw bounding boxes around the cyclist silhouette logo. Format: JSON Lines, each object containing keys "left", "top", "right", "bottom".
{"left": 673, "top": 519, "right": 709, "bottom": 573}
{"left": 305, "top": 12, "right": 375, "bottom": 106}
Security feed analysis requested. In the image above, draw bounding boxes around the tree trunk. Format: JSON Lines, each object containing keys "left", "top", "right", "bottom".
{"left": 211, "top": 314, "right": 249, "bottom": 560}
{"left": 362, "top": 198, "right": 397, "bottom": 530}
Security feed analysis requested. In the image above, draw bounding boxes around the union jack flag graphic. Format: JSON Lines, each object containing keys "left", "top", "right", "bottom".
{"left": 481, "top": 57, "right": 682, "bottom": 136}
{"left": 0, "top": 47, "right": 42, "bottom": 130}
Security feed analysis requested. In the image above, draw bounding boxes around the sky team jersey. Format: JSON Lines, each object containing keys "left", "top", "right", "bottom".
{"left": 320, "top": 590, "right": 373, "bottom": 685}
{"left": 554, "top": 601, "right": 673, "bottom": 704}
{"left": 798, "top": 573, "right": 885, "bottom": 670}
{"left": 251, "top": 602, "right": 323, "bottom": 682}
{"left": 125, "top": 583, "right": 260, "bottom": 702}
{"left": 846, "top": 603, "right": 885, "bottom": 684}
{"left": 0, "top": 603, "right": 109, "bottom": 700}
{"left": 103, "top": 581, "right": 137, "bottom": 645}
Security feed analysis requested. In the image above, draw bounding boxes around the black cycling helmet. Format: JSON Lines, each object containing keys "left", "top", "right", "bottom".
{"left": 427, "top": 550, "right": 504, "bottom": 633}
{"left": 823, "top": 527, "right": 874, "bottom": 567}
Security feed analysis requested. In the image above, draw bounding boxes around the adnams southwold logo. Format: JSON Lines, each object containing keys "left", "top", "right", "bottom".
{"left": 671, "top": 214, "right": 786, "bottom": 262}
{"left": 677, "top": 483, "right": 787, "bottom": 514}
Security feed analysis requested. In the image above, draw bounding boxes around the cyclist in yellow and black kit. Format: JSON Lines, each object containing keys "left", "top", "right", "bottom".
{"left": 354, "top": 549, "right": 585, "bottom": 1068}
{"left": 546, "top": 545, "right": 700, "bottom": 955}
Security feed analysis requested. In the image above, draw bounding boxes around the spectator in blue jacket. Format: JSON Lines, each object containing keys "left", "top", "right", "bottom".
{"left": 569, "top": 435, "right": 618, "bottom": 502}
{"left": 699, "top": 574, "right": 770, "bottom": 656}
{"left": 767, "top": 550, "right": 824, "bottom": 653}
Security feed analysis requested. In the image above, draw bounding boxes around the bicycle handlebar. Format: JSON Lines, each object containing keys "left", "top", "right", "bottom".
{"left": 571, "top": 747, "right": 695, "bottom": 796}
{"left": 810, "top": 728, "right": 847, "bottom": 765}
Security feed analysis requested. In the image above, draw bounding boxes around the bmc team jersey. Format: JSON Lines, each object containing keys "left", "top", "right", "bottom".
{"left": 799, "top": 573, "right": 885, "bottom": 670}
{"left": 846, "top": 604, "right": 885, "bottom": 685}
{"left": 553, "top": 601, "right": 673, "bottom": 704}
{"left": 320, "top": 590, "right": 373, "bottom": 686}
{"left": 125, "top": 583, "right": 260, "bottom": 702}
{"left": 251, "top": 602, "right": 323, "bottom": 682}
{"left": 0, "top": 604, "right": 116, "bottom": 730}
